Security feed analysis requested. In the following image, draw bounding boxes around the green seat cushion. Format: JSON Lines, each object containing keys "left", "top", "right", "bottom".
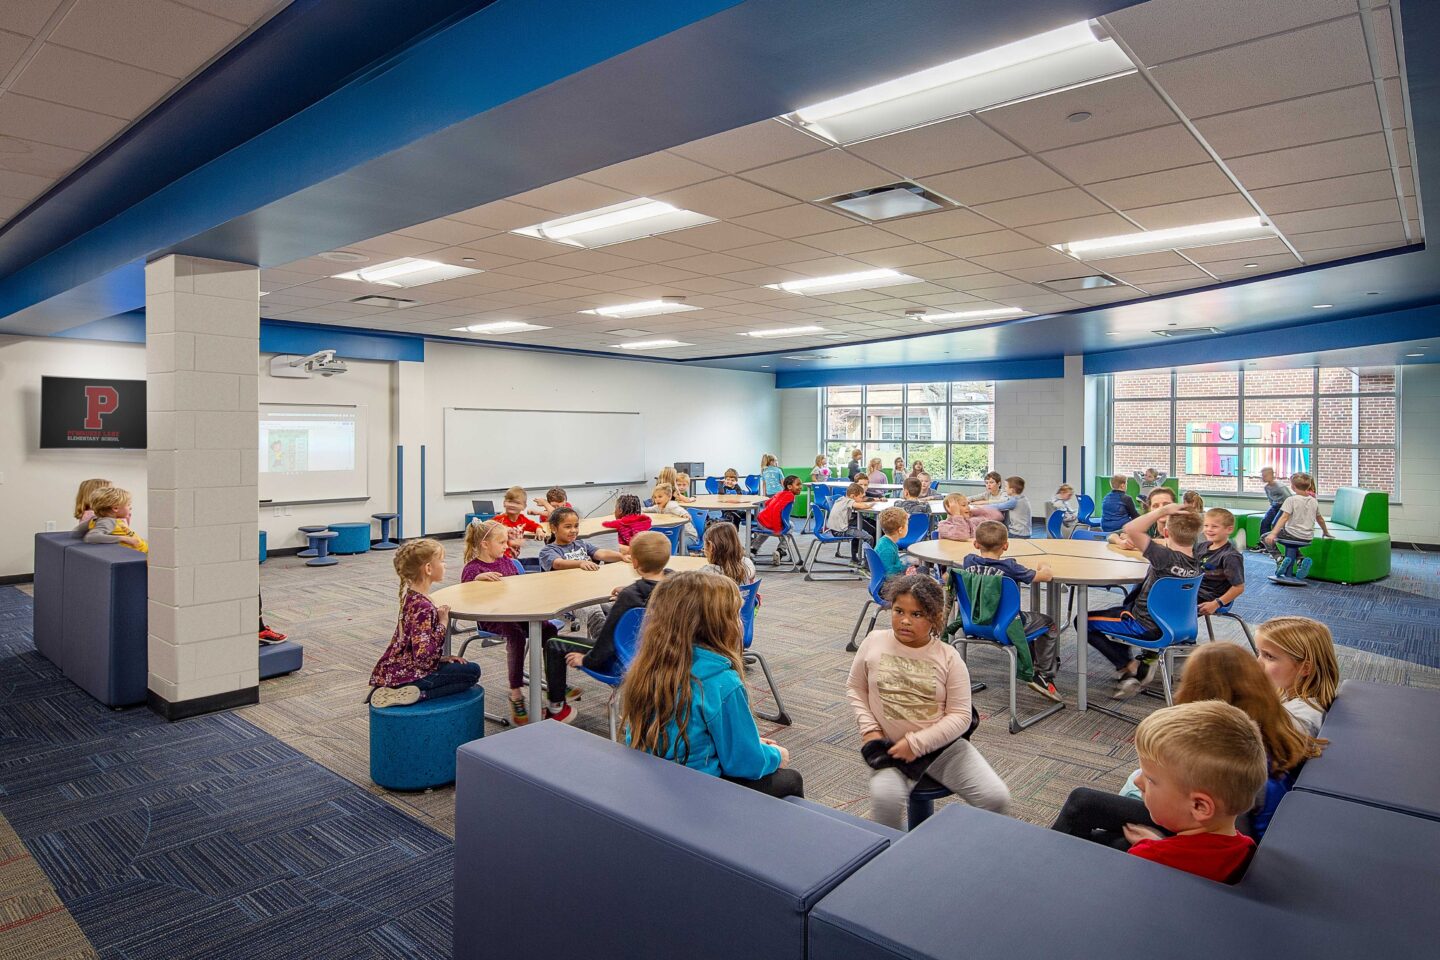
{"left": 1276, "top": 529, "right": 1391, "bottom": 584}
{"left": 1330, "top": 487, "right": 1390, "bottom": 533}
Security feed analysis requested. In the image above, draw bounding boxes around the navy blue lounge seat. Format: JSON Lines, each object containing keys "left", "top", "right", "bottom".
{"left": 1294, "top": 679, "right": 1440, "bottom": 821}
{"left": 259, "top": 640, "right": 304, "bottom": 679}
{"left": 32, "top": 531, "right": 83, "bottom": 665}
{"left": 62, "top": 544, "right": 149, "bottom": 707}
{"left": 453, "top": 722, "right": 894, "bottom": 960}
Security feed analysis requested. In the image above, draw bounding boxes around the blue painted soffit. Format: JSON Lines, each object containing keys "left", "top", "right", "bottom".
{"left": 776, "top": 356, "right": 1065, "bottom": 388}
{"left": 0, "top": 0, "right": 1142, "bottom": 336}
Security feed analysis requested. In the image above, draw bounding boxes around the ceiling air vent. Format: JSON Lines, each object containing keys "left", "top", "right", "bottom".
{"left": 349, "top": 295, "right": 417, "bottom": 308}
{"left": 1041, "top": 274, "right": 1122, "bottom": 292}
{"left": 1153, "top": 327, "right": 1224, "bottom": 338}
{"left": 781, "top": 353, "right": 835, "bottom": 361}
{"left": 821, "top": 182, "right": 954, "bottom": 222}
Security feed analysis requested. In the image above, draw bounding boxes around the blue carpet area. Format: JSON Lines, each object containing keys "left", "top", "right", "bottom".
{"left": 0, "top": 586, "right": 454, "bottom": 960}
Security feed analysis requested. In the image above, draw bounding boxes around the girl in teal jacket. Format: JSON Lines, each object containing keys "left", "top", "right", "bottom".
{"left": 621, "top": 571, "right": 803, "bottom": 798}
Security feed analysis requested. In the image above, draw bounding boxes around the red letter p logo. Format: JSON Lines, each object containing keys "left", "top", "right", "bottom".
{"left": 84, "top": 386, "right": 119, "bottom": 430}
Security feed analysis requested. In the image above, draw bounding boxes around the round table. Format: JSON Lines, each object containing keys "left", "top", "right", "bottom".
{"left": 431, "top": 555, "right": 710, "bottom": 721}
{"left": 906, "top": 537, "right": 1150, "bottom": 711}
{"left": 685, "top": 494, "right": 767, "bottom": 552}
{"left": 538, "top": 513, "right": 687, "bottom": 542}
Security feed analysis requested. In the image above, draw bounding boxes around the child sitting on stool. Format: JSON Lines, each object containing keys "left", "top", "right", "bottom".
{"left": 369, "top": 539, "right": 479, "bottom": 709}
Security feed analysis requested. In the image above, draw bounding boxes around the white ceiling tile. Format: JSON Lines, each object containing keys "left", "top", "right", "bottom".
{"left": 978, "top": 73, "right": 1177, "bottom": 153}
{"left": 921, "top": 156, "right": 1073, "bottom": 207}
{"left": 1040, "top": 124, "right": 1210, "bottom": 184}
{"left": 670, "top": 119, "right": 829, "bottom": 172}
{"left": 969, "top": 247, "right": 1076, "bottom": 272}
{"left": 579, "top": 151, "right": 722, "bottom": 195}
{"left": 0, "top": 0, "right": 66, "bottom": 37}
{"left": 876, "top": 208, "right": 995, "bottom": 243}
{"left": 1105, "top": 0, "right": 1357, "bottom": 66}
{"left": 1305, "top": 241, "right": 1408, "bottom": 265}
{"left": 1252, "top": 170, "right": 1398, "bottom": 215}
{"left": 1017, "top": 213, "right": 1137, "bottom": 247}
{"left": 1086, "top": 163, "right": 1236, "bottom": 209}
{"left": 659, "top": 220, "right": 776, "bottom": 252}
{"left": 509, "top": 178, "right": 636, "bottom": 216}
{"left": 1125, "top": 193, "right": 1256, "bottom": 230}
{"left": 941, "top": 271, "right": 1016, "bottom": 291}
{"left": 393, "top": 217, "right": 494, "bottom": 247}
{"left": 171, "top": 0, "right": 285, "bottom": 25}
{"left": 1205, "top": 252, "right": 1303, "bottom": 277}
{"left": 540, "top": 249, "right": 643, "bottom": 273}
{"left": 798, "top": 225, "right": 911, "bottom": 255}
{"left": 1391, "top": 126, "right": 1410, "bottom": 166}
{"left": 560, "top": 274, "right": 641, "bottom": 293}
{"left": 11, "top": 43, "right": 177, "bottom": 120}
{"left": 654, "top": 176, "right": 794, "bottom": 219}
{"left": 0, "top": 194, "right": 31, "bottom": 219}
{"left": 0, "top": 92, "right": 126, "bottom": 151}
{"left": 0, "top": 167, "right": 50, "bottom": 202}
{"left": 905, "top": 260, "right": 991, "bottom": 281}
{"left": 1175, "top": 236, "right": 1292, "bottom": 263}
{"left": 1196, "top": 85, "right": 1382, "bottom": 158}
{"left": 1401, "top": 195, "right": 1418, "bottom": 222}
{"left": 1226, "top": 133, "right": 1391, "bottom": 190}
{"left": 1371, "top": 3, "right": 1399, "bottom": 79}
{"left": 1272, "top": 198, "right": 1403, "bottom": 235}
{"left": 972, "top": 188, "right": 1111, "bottom": 228}
{"left": 1109, "top": 265, "right": 1211, "bottom": 286}
{"left": 1061, "top": 251, "right": 1189, "bottom": 273}
{"left": 49, "top": 0, "right": 244, "bottom": 78}
{"left": 1141, "top": 278, "right": 1214, "bottom": 294}
{"left": 607, "top": 264, "right": 702, "bottom": 284}
{"left": 598, "top": 236, "right": 707, "bottom": 263}
{"left": 724, "top": 239, "right": 829, "bottom": 266}
{"left": 491, "top": 261, "right": 592, "bottom": 283}
{"left": 1066, "top": 286, "right": 1142, "bottom": 305}
{"left": 0, "top": 30, "right": 30, "bottom": 77}
{"left": 720, "top": 266, "right": 810, "bottom": 287}
{"left": 1289, "top": 221, "right": 1407, "bottom": 252}
{"left": 348, "top": 233, "right": 446, "bottom": 258}
{"left": 468, "top": 233, "right": 575, "bottom": 260}
{"left": 783, "top": 256, "right": 875, "bottom": 277}
{"left": 928, "top": 231, "right": 1036, "bottom": 259}
{"left": 849, "top": 244, "right": 950, "bottom": 269}
{"left": 844, "top": 114, "right": 1024, "bottom": 177}
{"left": 424, "top": 245, "right": 522, "bottom": 270}
{"left": 1149, "top": 16, "right": 1372, "bottom": 119}
{"left": 448, "top": 199, "right": 560, "bottom": 231}
{"left": 744, "top": 148, "right": 895, "bottom": 201}
{"left": 665, "top": 276, "right": 750, "bottom": 294}
{"left": 730, "top": 203, "right": 856, "bottom": 238}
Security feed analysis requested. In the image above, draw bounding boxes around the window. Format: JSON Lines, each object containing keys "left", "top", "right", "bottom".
{"left": 821, "top": 381, "right": 994, "bottom": 481}
{"left": 1110, "top": 365, "right": 1400, "bottom": 497}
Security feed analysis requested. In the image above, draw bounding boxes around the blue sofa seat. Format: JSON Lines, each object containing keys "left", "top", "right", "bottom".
{"left": 1294, "top": 679, "right": 1440, "bottom": 820}
{"left": 32, "top": 531, "right": 83, "bottom": 665}
{"left": 453, "top": 722, "right": 894, "bottom": 960}
{"left": 62, "top": 544, "right": 149, "bottom": 707}
{"left": 258, "top": 641, "right": 304, "bottom": 679}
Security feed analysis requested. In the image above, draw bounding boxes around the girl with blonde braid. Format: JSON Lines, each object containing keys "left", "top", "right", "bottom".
{"left": 368, "top": 538, "right": 478, "bottom": 708}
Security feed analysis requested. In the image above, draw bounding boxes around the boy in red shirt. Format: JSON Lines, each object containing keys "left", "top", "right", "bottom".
{"left": 1123, "top": 700, "right": 1267, "bottom": 883}
{"left": 754, "top": 474, "right": 800, "bottom": 564}
{"left": 495, "top": 485, "right": 541, "bottom": 558}
{"left": 602, "top": 494, "right": 652, "bottom": 556}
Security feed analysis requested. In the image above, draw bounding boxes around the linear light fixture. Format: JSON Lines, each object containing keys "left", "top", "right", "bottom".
{"left": 333, "top": 257, "right": 483, "bottom": 288}
{"left": 741, "top": 325, "right": 826, "bottom": 338}
{"left": 918, "top": 307, "right": 1027, "bottom": 323}
{"left": 765, "top": 268, "right": 919, "bottom": 296}
{"left": 615, "top": 339, "right": 691, "bottom": 350}
{"left": 451, "top": 321, "right": 551, "bottom": 334}
{"left": 580, "top": 299, "right": 702, "bottom": 319}
{"left": 1053, "top": 217, "right": 1276, "bottom": 260}
{"left": 514, "top": 198, "right": 715, "bottom": 248}
{"left": 789, "top": 20, "right": 1132, "bottom": 143}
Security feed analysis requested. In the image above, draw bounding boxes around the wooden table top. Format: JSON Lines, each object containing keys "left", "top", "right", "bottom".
{"left": 856, "top": 499, "right": 947, "bottom": 514}
{"left": 432, "top": 555, "right": 710, "bottom": 621}
{"left": 1033, "top": 537, "right": 1143, "bottom": 561}
{"left": 815, "top": 480, "right": 904, "bottom": 490}
{"left": 906, "top": 538, "right": 1044, "bottom": 565}
{"left": 686, "top": 494, "right": 766, "bottom": 510}
{"left": 538, "top": 513, "right": 686, "bottom": 541}
{"left": 907, "top": 537, "right": 1149, "bottom": 585}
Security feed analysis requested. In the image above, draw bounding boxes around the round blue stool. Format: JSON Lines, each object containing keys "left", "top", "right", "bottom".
{"left": 372, "top": 512, "right": 399, "bottom": 550}
{"left": 369, "top": 686, "right": 485, "bottom": 790}
{"left": 297, "top": 525, "right": 327, "bottom": 558}
{"left": 907, "top": 776, "right": 952, "bottom": 830}
{"left": 305, "top": 530, "right": 339, "bottom": 567}
{"left": 328, "top": 522, "right": 372, "bottom": 555}
{"left": 258, "top": 530, "right": 267, "bottom": 564}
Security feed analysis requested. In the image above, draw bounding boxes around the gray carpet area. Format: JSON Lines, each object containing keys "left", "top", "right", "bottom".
{"left": 244, "top": 533, "right": 1440, "bottom": 834}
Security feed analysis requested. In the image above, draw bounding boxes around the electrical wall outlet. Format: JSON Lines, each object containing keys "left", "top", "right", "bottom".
{"left": 45, "top": 520, "right": 56, "bottom": 532}
{"left": 273, "top": 506, "right": 282, "bottom": 517}
{"left": 284, "top": 506, "right": 292, "bottom": 516}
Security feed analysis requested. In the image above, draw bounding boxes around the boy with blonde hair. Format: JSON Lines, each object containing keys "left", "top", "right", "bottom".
{"left": 874, "top": 507, "right": 917, "bottom": 580}
{"left": 1123, "top": 701, "right": 1267, "bottom": 883}
{"left": 1053, "top": 483, "right": 1078, "bottom": 536}
{"left": 76, "top": 486, "right": 148, "bottom": 553}
{"left": 896, "top": 477, "right": 930, "bottom": 516}
{"left": 495, "top": 485, "right": 541, "bottom": 558}
{"left": 1196, "top": 508, "right": 1245, "bottom": 617}
{"left": 1100, "top": 472, "right": 1139, "bottom": 532}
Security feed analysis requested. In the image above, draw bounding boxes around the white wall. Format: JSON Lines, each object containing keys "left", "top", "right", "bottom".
{"left": 1393, "top": 363, "right": 1438, "bottom": 543}
{"left": 422, "top": 342, "right": 778, "bottom": 528}
{"left": 779, "top": 387, "right": 820, "bottom": 467}
{"left": 0, "top": 336, "right": 149, "bottom": 577}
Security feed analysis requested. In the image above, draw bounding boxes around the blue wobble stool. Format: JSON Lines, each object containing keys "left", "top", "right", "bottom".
{"left": 372, "top": 512, "right": 399, "bottom": 550}
{"left": 328, "top": 521, "right": 371, "bottom": 554}
{"left": 297, "top": 525, "right": 327, "bottom": 558}
{"left": 1270, "top": 537, "right": 1314, "bottom": 586}
{"left": 304, "top": 530, "right": 339, "bottom": 566}
{"left": 370, "top": 686, "right": 485, "bottom": 790}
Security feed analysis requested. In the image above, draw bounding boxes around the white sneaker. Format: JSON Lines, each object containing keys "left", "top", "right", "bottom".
{"left": 1112, "top": 677, "right": 1142, "bottom": 701}
{"left": 371, "top": 685, "right": 421, "bottom": 708}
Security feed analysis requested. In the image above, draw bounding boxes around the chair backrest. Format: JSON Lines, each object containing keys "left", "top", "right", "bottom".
{"left": 929, "top": 480, "right": 940, "bottom": 492}
{"left": 1045, "top": 510, "right": 1065, "bottom": 539}
{"left": 897, "top": 512, "right": 930, "bottom": 549}
{"left": 777, "top": 501, "right": 795, "bottom": 535}
{"left": 861, "top": 545, "right": 893, "bottom": 605}
{"left": 743, "top": 474, "right": 761, "bottom": 495}
{"left": 811, "top": 483, "right": 837, "bottom": 511}
{"left": 655, "top": 523, "right": 681, "bottom": 554}
{"left": 1077, "top": 494, "right": 1096, "bottom": 523}
{"left": 510, "top": 558, "right": 526, "bottom": 575}
{"left": 739, "top": 579, "right": 760, "bottom": 650}
{"left": 810, "top": 502, "right": 830, "bottom": 537}
{"left": 686, "top": 507, "right": 708, "bottom": 542}
{"left": 643, "top": 498, "right": 655, "bottom": 508}
{"left": 1331, "top": 486, "right": 1388, "bottom": 532}
{"left": 950, "top": 569, "right": 1021, "bottom": 644}
{"left": 1072, "top": 527, "right": 1107, "bottom": 542}
{"left": 704, "top": 476, "right": 721, "bottom": 495}
{"left": 613, "top": 607, "right": 647, "bottom": 668}
{"left": 1145, "top": 576, "right": 1203, "bottom": 647}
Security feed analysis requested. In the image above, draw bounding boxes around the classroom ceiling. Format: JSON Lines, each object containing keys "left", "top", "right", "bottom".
{"left": 252, "top": 0, "right": 1423, "bottom": 363}
{"left": 0, "top": 0, "right": 290, "bottom": 230}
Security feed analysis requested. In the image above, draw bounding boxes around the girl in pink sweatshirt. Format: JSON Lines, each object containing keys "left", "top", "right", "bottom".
{"left": 847, "top": 574, "right": 1010, "bottom": 829}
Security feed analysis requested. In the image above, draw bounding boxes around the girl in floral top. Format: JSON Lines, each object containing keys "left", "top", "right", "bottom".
{"left": 369, "top": 538, "right": 479, "bottom": 708}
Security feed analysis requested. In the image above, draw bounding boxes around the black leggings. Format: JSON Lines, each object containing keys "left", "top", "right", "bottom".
{"left": 416, "top": 660, "right": 481, "bottom": 701}
{"left": 1051, "top": 786, "right": 1159, "bottom": 849}
{"left": 725, "top": 768, "right": 804, "bottom": 799}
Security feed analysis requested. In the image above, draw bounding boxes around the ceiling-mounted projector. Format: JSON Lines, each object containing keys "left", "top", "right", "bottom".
{"left": 270, "top": 350, "right": 349, "bottom": 379}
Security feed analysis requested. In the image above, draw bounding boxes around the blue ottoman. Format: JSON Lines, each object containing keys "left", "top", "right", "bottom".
{"left": 259, "top": 529, "right": 267, "bottom": 564}
{"left": 328, "top": 522, "right": 371, "bottom": 555}
{"left": 259, "top": 641, "right": 304, "bottom": 679}
{"left": 370, "top": 686, "right": 485, "bottom": 790}
{"left": 33, "top": 531, "right": 83, "bottom": 665}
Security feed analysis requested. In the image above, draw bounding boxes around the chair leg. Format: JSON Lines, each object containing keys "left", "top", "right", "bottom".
{"left": 1223, "top": 613, "right": 1258, "bottom": 654}
{"left": 1204, "top": 615, "right": 1216, "bottom": 643}
{"left": 803, "top": 538, "right": 862, "bottom": 581}
{"left": 846, "top": 600, "right": 873, "bottom": 652}
{"left": 746, "top": 651, "right": 792, "bottom": 726}
{"left": 1160, "top": 651, "right": 1176, "bottom": 705}
{"left": 607, "top": 692, "right": 619, "bottom": 742}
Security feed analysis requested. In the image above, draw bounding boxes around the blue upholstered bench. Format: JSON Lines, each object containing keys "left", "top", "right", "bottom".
{"left": 453, "top": 722, "right": 896, "bottom": 960}
{"left": 32, "top": 531, "right": 84, "bottom": 665}
{"left": 61, "top": 544, "right": 149, "bottom": 707}
{"left": 328, "top": 522, "right": 372, "bottom": 554}
{"left": 259, "top": 641, "right": 304, "bottom": 680}
{"left": 369, "top": 687, "right": 485, "bottom": 790}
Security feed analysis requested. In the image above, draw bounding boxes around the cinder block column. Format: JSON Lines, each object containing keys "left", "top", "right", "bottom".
{"left": 145, "top": 255, "right": 260, "bottom": 719}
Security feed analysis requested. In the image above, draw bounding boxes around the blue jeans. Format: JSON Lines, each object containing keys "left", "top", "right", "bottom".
{"left": 416, "top": 660, "right": 481, "bottom": 701}
{"left": 1086, "top": 606, "right": 1161, "bottom": 670}
{"left": 1258, "top": 504, "right": 1283, "bottom": 541}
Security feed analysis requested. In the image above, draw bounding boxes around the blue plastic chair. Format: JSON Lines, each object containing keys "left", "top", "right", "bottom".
{"left": 1071, "top": 526, "right": 1109, "bottom": 542}
{"left": 1203, "top": 600, "right": 1256, "bottom": 653}
{"left": 906, "top": 706, "right": 980, "bottom": 829}
{"left": 704, "top": 476, "right": 721, "bottom": 495}
{"left": 1045, "top": 510, "right": 1068, "bottom": 539}
{"left": 743, "top": 473, "right": 761, "bottom": 495}
{"left": 653, "top": 523, "right": 683, "bottom": 555}
{"left": 643, "top": 498, "right": 655, "bottom": 508}
{"left": 577, "top": 606, "right": 646, "bottom": 741}
{"left": 896, "top": 512, "right": 931, "bottom": 550}
{"left": 950, "top": 569, "right": 1065, "bottom": 733}
{"left": 803, "top": 502, "right": 863, "bottom": 582}
{"left": 686, "top": 507, "right": 709, "bottom": 555}
{"left": 845, "top": 545, "right": 893, "bottom": 652}
{"left": 752, "top": 502, "right": 801, "bottom": 571}
{"left": 1076, "top": 494, "right": 1100, "bottom": 528}
{"left": 1100, "top": 576, "right": 1203, "bottom": 707}
{"left": 738, "top": 580, "right": 790, "bottom": 725}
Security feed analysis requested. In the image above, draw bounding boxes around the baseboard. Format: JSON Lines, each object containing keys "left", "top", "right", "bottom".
{"left": 0, "top": 573, "right": 33, "bottom": 585}
{"left": 1392, "top": 540, "right": 1438, "bottom": 551}
{"left": 147, "top": 685, "right": 259, "bottom": 721}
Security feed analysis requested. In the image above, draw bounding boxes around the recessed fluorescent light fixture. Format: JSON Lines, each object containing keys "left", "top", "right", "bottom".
{"left": 334, "top": 257, "right": 482, "bottom": 288}
{"left": 918, "top": 307, "right": 1027, "bottom": 323}
{"left": 452, "top": 321, "right": 551, "bottom": 335}
{"left": 741, "top": 325, "right": 826, "bottom": 338}
{"left": 349, "top": 295, "right": 417, "bottom": 308}
{"left": 1054, "top": 218, "right": 1276, "bottom": 260}
{"left": 1041, "top": 274, "right": 1120, "bottom": 292}
{"left": 1153, "top": 327, "right": 1223, "bottom": 338}
{"left": 788, "top": 20, "right": 1132, "bottom": 143}
{"left": 514, "top": 198, "right": 715, "bottom": 248}
{"left": 1405, "top": 352, "right": 1424, "bottom": 357}
{"left": 580, "top": 299, "right": 701, "bottom": 319}
{"left": 615, "top": 339, "right": 691, "bottom": 350}
{"left": 766, "top": 268, "right": 919, "bottom": 296}
{"left": 824, "top": 182, "right": 951, "bottom": 221}
{"left": 1312, "top": 303, "right": 1333, "bottom": 309}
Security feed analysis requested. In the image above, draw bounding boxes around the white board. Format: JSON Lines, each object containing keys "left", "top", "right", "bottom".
{"left": 443, "top": 408, "right": 646, "bottom": 493}
{"left": 258, "top": 403, "right": 369, "bottom": 503}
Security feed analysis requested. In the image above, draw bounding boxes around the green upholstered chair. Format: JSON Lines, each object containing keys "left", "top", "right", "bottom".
{"left": 1245, "top": 487, "right": 1390, "bottom": 584}
{"left": 781, "top": 465, "right": 813, "bottom": 517}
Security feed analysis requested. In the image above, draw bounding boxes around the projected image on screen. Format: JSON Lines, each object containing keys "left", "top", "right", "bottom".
{"left": 258, "top": 404, "right": 367, "bottom": 503}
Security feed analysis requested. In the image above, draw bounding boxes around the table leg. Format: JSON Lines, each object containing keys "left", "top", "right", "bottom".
{"left": 744, "top": 510, "right": 754, "bottom": 556}
{"left": 527, "top": 620, "right": 544, "bottom": 722}
{"left": 1077, "top": 586, "right": 1089, "bottom": 712}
